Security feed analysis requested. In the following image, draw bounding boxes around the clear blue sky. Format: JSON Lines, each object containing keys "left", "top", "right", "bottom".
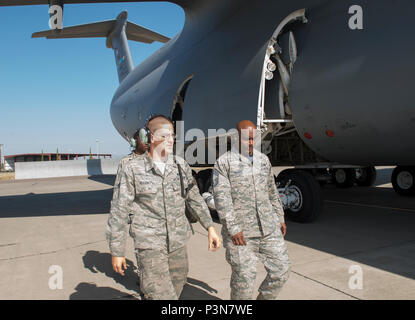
{"left": 0, "top": 2, "right": 184, "bottom": 159}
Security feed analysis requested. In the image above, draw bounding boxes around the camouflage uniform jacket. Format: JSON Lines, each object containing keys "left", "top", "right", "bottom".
{"left": 212, "top": 149, "right": 285, "bottom": 238}
{"left": 106, "top": 151, "right": 214, "bottom": 256}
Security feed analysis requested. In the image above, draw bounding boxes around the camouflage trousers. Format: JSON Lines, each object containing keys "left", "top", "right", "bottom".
{"left": 224, "top": 227, "right": 290, "bottom": 300}
{"left": 135, "top": 245, "right": 188, "bottom": 300}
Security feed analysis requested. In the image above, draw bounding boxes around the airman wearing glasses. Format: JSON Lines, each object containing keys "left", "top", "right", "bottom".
{"left": 106, "top": 114, "right": 221, "bottom": 300}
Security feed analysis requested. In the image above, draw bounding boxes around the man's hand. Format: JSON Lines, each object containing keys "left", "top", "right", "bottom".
{"left": 280, "top": 222, "right": 287, "bottom": 237}
{"left": 232, "top": 231, "right": 247, "bottom": 246}
{"left": 208, "top": 226, "right": 222, "bottom": 251}
{"left": 112, "top": 256, "right": 127, "bottom": 276}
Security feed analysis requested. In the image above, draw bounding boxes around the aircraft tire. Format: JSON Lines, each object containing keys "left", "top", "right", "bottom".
{"left": 356, "top": 166, "right": 377, "bottom": 187}
{"left": 332, "top": 168, "right": 355, "bottom": 188}
{"left": 276, "top": 170, "right": 323, "bottom": 223}
{"left": 392, "top": 166, "right": 415, "bottom": 196}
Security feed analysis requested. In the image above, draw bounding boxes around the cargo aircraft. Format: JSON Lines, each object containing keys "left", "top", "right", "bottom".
{"left": 2, "top": 0, "right": 414, "bottom": 222}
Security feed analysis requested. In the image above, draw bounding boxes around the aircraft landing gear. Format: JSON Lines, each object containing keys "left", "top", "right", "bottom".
{"left": 329, "top": 167, "right": 376, "bottom": 188}
{"left": 195, "top": 168, "right": 324, "bottom": 223}
{"left": 276, "top": 170, "right": 323, "bottom": 223}
{"left": 392, "top": 166, "right": 415, "bottom": 196}
{"left": 331, "top": 168, "right": 355, "bottom": 188}
{"left": 355, "top": 166, "right": 377, "bottom": 187}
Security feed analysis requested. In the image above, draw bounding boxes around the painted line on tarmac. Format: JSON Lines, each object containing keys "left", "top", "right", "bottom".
{"left": 0, "top": 243, "right": 19, "bottom": 248}
{"left": 290, "top": 270, "right": 361, "bottom": 300}
{"left": 325, "top": 200, "right": 415, "bottom": 213}
{"left": 0, "top": 240, "right": 106, "bottom": 261}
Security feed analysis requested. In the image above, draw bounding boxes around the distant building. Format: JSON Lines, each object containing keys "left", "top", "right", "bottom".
{"left": 4, "top": 153, "right": 112, "bottom": 172}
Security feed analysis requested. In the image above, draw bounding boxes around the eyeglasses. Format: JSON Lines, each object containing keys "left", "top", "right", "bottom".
{"left": 150, "top": 130, "right": 176, "bottom": 141}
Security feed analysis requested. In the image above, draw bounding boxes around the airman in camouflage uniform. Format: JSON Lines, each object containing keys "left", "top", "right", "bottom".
{"left": 212, "top": 120, "right": 290, "bottom": 300}
{"left": 106, "top": 115, "right": 221, "bottom": 300}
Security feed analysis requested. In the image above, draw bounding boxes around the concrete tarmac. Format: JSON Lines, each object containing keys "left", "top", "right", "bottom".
{"left": 0, "top": 167, "right": 414, "bottom": 300}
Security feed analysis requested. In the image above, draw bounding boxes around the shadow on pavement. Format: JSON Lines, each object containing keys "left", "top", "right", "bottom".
{"left": 82, "top": 250, "right": 141, "bottom": 293}
{"left": 70, "top": 282, "right": 139, "bottom": 300}
{"left": 80, "top": 250, "right": 221, "bottom": 300}
{"left": 0, "top": 175, "right": 116, "bottom": 218}
{"left": 87, "top": 175, "right": 116, "bottom": 186}
{"left": 286, "top": 183, "right": 415, "bottom": 280}
{"left": 0, "top": 189, "right": 113, "bottom": 218}
{"left": 180, "top": 278, "right": 221, "bottom": 300}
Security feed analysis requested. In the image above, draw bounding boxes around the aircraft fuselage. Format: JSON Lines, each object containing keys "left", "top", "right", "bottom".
{"left": 110, "top": 0, "right": 415, "bottom": 166}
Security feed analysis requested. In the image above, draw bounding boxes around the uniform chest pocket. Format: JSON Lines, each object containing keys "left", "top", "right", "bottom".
{"left": 137, "top": 186, "right": 158, "bottom": 194}
{"left": 132, "top": 169, "right": 160, "bottom": 195}
{"left": 230, "top": 165, "right": 252, "bottom": 184}
{"left": 172, "top": 176, "right": 181, "bottom": 191}
{"left": 135, "top": 181, "right": 158, "bottom": 196}
{"left": 172, "top": 174, "right": 188, "bottom": 194}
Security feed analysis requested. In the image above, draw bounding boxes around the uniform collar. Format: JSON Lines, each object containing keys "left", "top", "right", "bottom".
{"left": 143, "top": 152, "right": 154, "bottom": 172}
{"left": 130, "top": 151, "right": 142, "bottom": 159}
{"left": 143, "top": 151, "right": 176, "bottom": 177}
{"left": 229, "top": 147, "right": 262, "bottom": 165}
